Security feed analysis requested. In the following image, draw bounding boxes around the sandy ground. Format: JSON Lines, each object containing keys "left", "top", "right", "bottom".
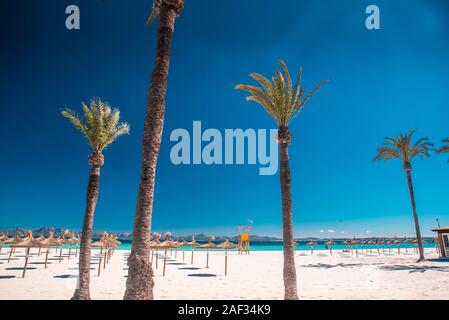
{"left": 0, "top": 247, "right": 448, "bottom": 300}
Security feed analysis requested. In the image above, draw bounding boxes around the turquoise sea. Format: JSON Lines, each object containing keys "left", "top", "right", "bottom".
{"left": 97, "top": 239, "right": 437, "bottom": 251}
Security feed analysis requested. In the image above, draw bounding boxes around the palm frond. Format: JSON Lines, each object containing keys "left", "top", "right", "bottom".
{"left": 374, "top": 130, "right": 433, "bottom": 165}
{"left": 235, "top": 60, "right": 328, "bottom": 127}
{"left": 437, "top": 138, "right": 449, "bottom": 162}
{"left": 61, "top": 98, "right": 130, "bottom": 152}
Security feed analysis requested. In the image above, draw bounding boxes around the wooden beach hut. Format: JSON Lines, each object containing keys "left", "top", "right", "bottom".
{"left": 432, "top": 226, "right": 449, "bottom": 258}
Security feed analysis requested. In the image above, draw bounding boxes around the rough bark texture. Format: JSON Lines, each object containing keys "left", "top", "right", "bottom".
{"left": 278, "top": 126, "right": 299, "bottom": 300}
{"left": 124, "top": 1, "right": 183, "bottom": 300}
{"left": 71, "top": 152, "right": 104, "bottom": 300}
{"left": 404, "top": 162, "right": 425, "bottom": 261}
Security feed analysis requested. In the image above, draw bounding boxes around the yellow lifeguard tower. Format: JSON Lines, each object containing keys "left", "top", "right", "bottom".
{"left": 238, "top": 226, "right": 251, "bottom": 255}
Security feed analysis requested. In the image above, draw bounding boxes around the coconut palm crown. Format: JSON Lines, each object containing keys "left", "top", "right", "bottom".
{"left": 374, "top": 130, "right": 433, "bottom": 169}
{"left": 61, "top": 98, "right": 130, "bottom": 153}
{"left": 235, "top": 60, "right": 328, "bottom": 129}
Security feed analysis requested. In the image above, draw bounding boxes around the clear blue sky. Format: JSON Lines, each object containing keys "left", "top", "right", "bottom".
{"left": 1, "top": 0, "right": 449, "bottom": 238}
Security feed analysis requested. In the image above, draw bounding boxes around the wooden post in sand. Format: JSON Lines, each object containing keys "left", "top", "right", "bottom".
{"left": 225, "top": 248, "right": 228, "bottom": 276}
{"left": 182, "top": 247, "right": 185, "bottom": 261}
{"left": 7, "top": 246, "right": 16, "bottom": 263}
{"left": 44, "top": 248, "right": 50, "bottom": 268}
{"left": 150, "top": 248, "right": 154, "bottom": 265}
{"left": 59, "top": 247, "right": 63, "bottom": 263}
{"left": 68, "top": 245, "right": 72, "bottom": 260}
{"left": 206, "top": 248, "right": 210, "bottom": 268}
{"left": 155, "top": 248, "right": 158, "bottom": 269}
{"left": 191, "top": 246, "right": 195, "bottom": 264}
{"left": 163, "top": 248, "right": 167, "bottom": 276}
{"left": 103, "top": 249, "right": 107, "bottom": 269}
{"left": 75, "top": 245, "right": 78, "bottom": 257}
{"left": 98, "top": 255, "right": 102, "bottom": 276}
{"left": 22, "top": 247, "right": 31, "bottom": 278}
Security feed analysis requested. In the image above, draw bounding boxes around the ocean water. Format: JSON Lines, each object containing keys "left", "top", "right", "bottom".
{"left": 94, "top": 240, "right": 437, "bottom": 251}
{"left": 2, "top": 240, "right": 437, "bottom": 251}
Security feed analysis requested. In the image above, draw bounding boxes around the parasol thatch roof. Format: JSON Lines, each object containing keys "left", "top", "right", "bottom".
{"left": 156, "top": 240, "right": 180, "bottom": 249}
{"left": 216, "top": 239, "right": 238, "bottom": 249}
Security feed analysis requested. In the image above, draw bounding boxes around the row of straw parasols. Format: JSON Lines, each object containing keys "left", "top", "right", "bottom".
{"left": 304, "top": 237, "right": 433, "bottom": 257}
{"left": 91, "top": 233, "right": 121, "bottom": 276}
{"left": 149, "top": 235, "right": 238, "bottom": 276}
{"left": 0, "top": 230, "right": 80, "bottom": 277}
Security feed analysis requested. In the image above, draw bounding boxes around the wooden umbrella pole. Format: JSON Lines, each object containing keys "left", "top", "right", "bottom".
{"left": 98, "top": 255, "right": 102, "bottom": 276}
{"left": 225, "top": 248, "right": 228, "bottom": 276}
{"left": 206, "top": 249, "right": 209, "bottom": 268}
{"left": 38, "top": 247, "right": 41, "bottom": 256}
{"left": 163, "top": 248, "right": 167, "bottom": 276}
{"left": 75, "top": 245, "right": 78, "bottom": 257}
{"left": 150, "top": 248, "right": 154, "bottom": 265}
{"left": 182, "top": 247, "right": 185, "bottom": 261}
{"left": 59, "top": 247, "right": 63, "bottom": 263}
{"left": 155, "top": 248, "right": 158, "bottom": 269}
{"left": 330, "top": 246, "right": 333, "bottom": 256}
{"left": 191, "top": 247, "right": 194, "bottom": 264}
{"left": 7, "top": 246, "right": 14, "bottom": 263}
{"left": 44, "top": 248, "right": 50, "bottom": 268}
{"left": 22, "top": 247, "right": 30, "bottom": 278}
{"left": 175, "top": 247, "right": 177, "bottom": 259}
{"left": 103, "top": 249, "right": 107, "bottom": 269}
{"left": 68, "top": 245, "right": 72, "bottom": 260}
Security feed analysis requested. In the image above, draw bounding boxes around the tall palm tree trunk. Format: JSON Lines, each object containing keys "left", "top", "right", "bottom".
{"left": 404, "top": 165, "right": 425, "bottom": 261}
{"left": 278, "top": 126, "right": 299, "bottom": 300}
{"left": 124, "top": 2, "right": 183, "bottom": 300}
{"left": 72, "top": 153, "right": 103, "bottom": 300}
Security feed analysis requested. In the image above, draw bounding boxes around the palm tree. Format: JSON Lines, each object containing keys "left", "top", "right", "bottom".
{"left": 61, "top": 98, "right": 129, "bottom": 300}
{"left": 235, "top": 60, "right": 328, "bottom": 300}
{"left": 437, "top": 138, "right": 449, "bottom": 159}
{"left": 124, "top": 0, "right": 184, "bottom": 300}
{"left": 374, "top": 130, "right": 433, "bottom": 261}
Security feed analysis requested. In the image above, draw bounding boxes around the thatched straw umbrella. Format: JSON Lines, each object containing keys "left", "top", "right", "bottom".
{"left": 216, "top": 239, "right": 237, "bottom": 276}
{"left": 350, "top": 239, "right": 360, "bottom": 256}
{"left": 39, "top": 232, "right": 63, "bottom": 268}
{"left": 306, "top": 240, "right": 317, "bottom": 255}
{"left": 62, "top": 231, "right": 77, "bottom": 260}
{"left": 92, "top": 238, "right": 109, "bottom": 276}
{"left": 149, "top": 239, "right": 160, "bottom": 268}
{"left": 325, "top": 240, "right": 336, "bottom": 256}
{"left": 15, "top": 235, "right": 48, "bottom": 278}
{"left": 409, "top": 238, "right": 419, "bottom": 254}
{"left": 178, "top": 240, "right": 189, "bottom": 261}
{"left": 5, "top": 233, "right": 30, "bottom": 263}
{"left": 184, "top": 236, "right": 198, "bottom": 265}
{"left": 197, "top": 237, "right": 217, "bottom": 268}
{"left": 156, "top": 240, "right": 179, "bottom": 276}
{"left": 0, "top": 234, "right": 9, "bottom": 253}
{"left": 393, "top": 238, "right": 401, "bottom": 254}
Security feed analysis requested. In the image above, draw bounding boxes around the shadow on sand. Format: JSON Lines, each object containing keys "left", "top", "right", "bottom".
{"left": 54, "top": 274, "right": 78, "bottom": 279}
{"left": 188, "top": 273, "right": 217, "bottom": 277}
{"left": 378, "top": 264, "right": 449, "bottom": 273}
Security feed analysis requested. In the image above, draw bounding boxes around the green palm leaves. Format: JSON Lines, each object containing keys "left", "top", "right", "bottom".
{"left": 374, "top": 129, "right": 434, "bottom": 164}
{"left": 61, "top": 98, "right": 130, "bottom": 152}
{"left": 235, "top": 60, "right": 328, "bottom": 126}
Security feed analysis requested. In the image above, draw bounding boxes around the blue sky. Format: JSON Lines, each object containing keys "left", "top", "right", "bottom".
{"left": 1, "top": 0, "right": 449, "bottom": 238}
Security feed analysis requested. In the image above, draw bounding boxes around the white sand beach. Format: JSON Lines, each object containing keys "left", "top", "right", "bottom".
{"left": 0, "top": 247, "right": 448, "bottom": 300}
